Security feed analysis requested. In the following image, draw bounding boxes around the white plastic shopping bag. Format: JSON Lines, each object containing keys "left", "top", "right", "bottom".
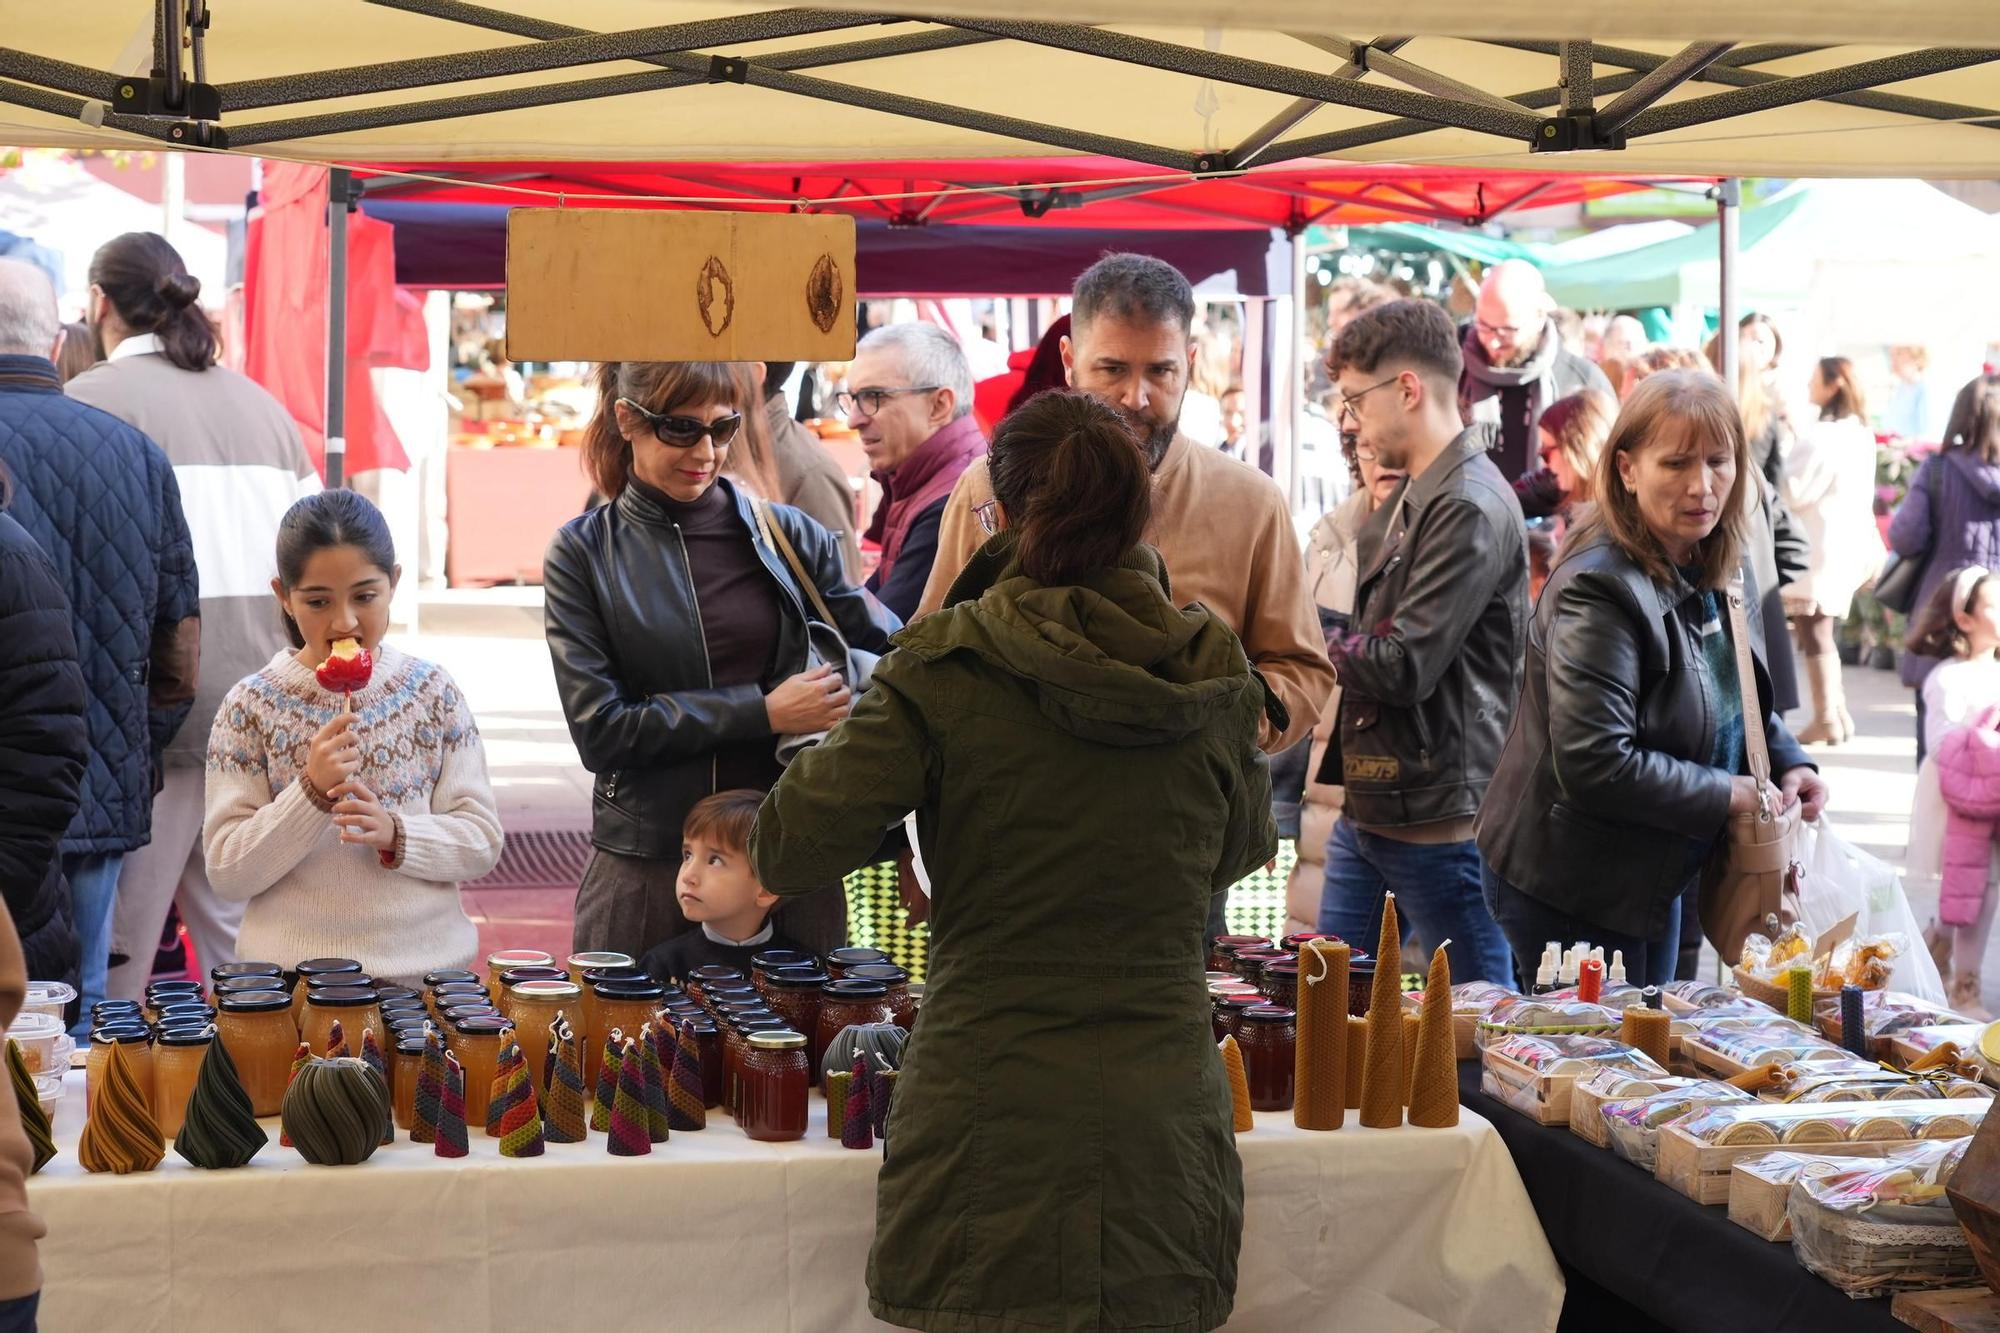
{"left": 1794, "top": 818, "right": 1945, "bottom": 1004}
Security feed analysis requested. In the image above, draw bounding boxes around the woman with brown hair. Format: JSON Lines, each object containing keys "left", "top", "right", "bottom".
{"left": 1785, "top": 356, "right": 1884, "bottom": 743}
{"left": 543, "top": 360, "right": 896, "bottom": 959}
{"left": 1525, "top": 388, "right": 1617, "bottom": 528}
{"left": 753, "top": 390, "right": 1272, "bottom": 1332}
{"left": 1477, "top": 371, "right": 1826, "bottom": 987}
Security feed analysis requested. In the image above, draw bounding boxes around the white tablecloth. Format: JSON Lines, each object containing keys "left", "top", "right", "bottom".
{"left": 28, "top": 1072, "right": 1563, "bottom": 1332}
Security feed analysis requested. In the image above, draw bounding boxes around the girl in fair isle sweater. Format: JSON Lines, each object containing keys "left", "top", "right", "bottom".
{"left": 203, "top": 491, "right": 502, "bottom": 984}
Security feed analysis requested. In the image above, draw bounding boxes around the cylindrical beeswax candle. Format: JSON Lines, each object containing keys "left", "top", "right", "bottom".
{"left": 1293, "top": 940, "right": 1348, "bottom": 1130}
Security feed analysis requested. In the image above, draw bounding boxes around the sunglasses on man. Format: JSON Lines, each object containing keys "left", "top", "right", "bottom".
{"left": 618, "top": 398, "right": 742, "bottom": 448}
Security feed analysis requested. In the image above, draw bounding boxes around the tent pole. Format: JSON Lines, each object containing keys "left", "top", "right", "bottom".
{"left": 1284, "top": 229, "right": 1306, "bottom": 511}
{"left": 1716, "top": 177, "right": 1740, "bottom": 399}
{"left": 326, "top": 167, "right": 351, "bottom": 489}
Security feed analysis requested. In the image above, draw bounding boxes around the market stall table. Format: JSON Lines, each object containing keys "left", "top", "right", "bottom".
{"left": 32, "top": 1069, "right": 1561, "bottom": 1332}
{"left": 1458, "top": 1061, "right": 1908, "bottom": 1333}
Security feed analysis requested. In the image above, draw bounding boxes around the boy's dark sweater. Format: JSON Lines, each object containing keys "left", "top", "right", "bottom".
{"left": 640, "top": 923, "right": 812, "bottom": 989}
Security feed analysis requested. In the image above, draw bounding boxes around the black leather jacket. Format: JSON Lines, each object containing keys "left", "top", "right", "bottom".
{"left": 1475, "top": 532, "right": 1814, "bottom": 940}
{"left": 1318, "top": 424, "right": 1529, "bottom": 828}
{"left": 544, "top": 478, "right": 897, "bottom": 859}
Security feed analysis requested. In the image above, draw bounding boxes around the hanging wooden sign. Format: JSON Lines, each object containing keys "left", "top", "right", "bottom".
{"left": 504, "top": 209, "right": 855, "bottom": 362}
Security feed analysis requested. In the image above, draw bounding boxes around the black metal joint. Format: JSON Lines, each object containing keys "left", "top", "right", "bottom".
{"left": 1191, "top": 150, "right": 1233, "bottom": 175}
{"left": 187, "top": 6, "right": 212, "bottom": 30}
{"left": 707, "top": 55, "right": 750, "bottom": 84}
{"left": 163, "top": 119, "right": 226, "bottom": 148}
{"left": 114, "top": 75, "right": 222, "bottom": 121}
{"left": 1531, "top": 113, "right": 1626, "bottom": 153}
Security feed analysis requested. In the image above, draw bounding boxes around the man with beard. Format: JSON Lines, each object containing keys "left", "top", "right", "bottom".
{"left": 1317, "top": 299, "right": 1524, "bottom": 985}
{"left": 916, "top": 254, "right": 1332, "bottom": 759}
{"left": 1458, "top": 260, "right": 1613, "bottom": 480}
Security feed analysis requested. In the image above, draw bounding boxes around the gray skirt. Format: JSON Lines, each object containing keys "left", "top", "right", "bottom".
{"left": 572, "top": 848, "right": 849, "bottom": 961}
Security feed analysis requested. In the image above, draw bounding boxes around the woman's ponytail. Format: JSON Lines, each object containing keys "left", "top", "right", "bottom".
{"left": 88, "top": 232, "right": 218, "bottom": 372}
{"left": 584, "top": 362, "right": 634, "bottom": 499}
{"left": 989, "top": 391, "right": 1153, "bottom": 586}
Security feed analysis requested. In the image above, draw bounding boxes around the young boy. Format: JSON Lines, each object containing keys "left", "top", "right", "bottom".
{"left": 640, "top": 790, "right": 810, "bottom": 987}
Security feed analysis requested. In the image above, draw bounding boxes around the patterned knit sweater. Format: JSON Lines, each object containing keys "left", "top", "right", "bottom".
{"left": 203, "top": 643, "right": 502, "bottom": 983}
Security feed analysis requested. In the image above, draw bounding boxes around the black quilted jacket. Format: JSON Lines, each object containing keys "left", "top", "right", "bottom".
{"left": 0, "top": 511, "right": 86, "bottom": 996}
{"left": 0, "top": 357, "right": 199, "bottom": 854}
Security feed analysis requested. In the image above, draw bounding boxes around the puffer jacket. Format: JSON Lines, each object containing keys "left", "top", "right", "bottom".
{"left": 1935, "top": 704, "right": 2000, "bottom": 927}
{"left": 0, "top": 511, "right": 87, "bottom": 997}
{"left": 1891, "top": 448, "right": 2000, "bottom": 688}
{"left": 0, "top": 356, "right": 198, "bottom": 853}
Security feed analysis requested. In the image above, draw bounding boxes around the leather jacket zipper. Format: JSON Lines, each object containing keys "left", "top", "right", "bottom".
{"left": 672, "top": 523, "right": 722, "bottom": 796}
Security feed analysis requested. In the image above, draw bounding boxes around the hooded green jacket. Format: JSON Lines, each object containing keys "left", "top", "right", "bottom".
{"left": 752, "top": 535, "right": 1276, "bottom": 1333}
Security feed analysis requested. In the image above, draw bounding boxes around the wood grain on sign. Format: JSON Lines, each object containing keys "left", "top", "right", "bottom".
{"left": 504, "top": 210, "right": 856, "bottom": 363}
{"left": 1893, "top": 1288, "right": 2000, "bottom": 1332}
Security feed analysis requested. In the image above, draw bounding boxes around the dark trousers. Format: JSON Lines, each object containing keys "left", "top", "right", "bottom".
{"left": 1480, "top": 860, "right": 1683, "bottom": 990}
{"left": 0, "top": 1292, "right": 37, "bottom": 1333}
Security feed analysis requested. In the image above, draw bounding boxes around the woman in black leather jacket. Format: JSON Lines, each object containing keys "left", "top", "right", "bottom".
{"left": 544, "top": 362, "right": 896, "bottom": 959}
{"left": 1475, "top": 372, "right": 1827, "bottom": 987}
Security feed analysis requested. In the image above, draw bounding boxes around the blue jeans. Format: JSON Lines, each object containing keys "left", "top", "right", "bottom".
{"left": 63, "top": 853, "right": 123, "bottom": 1040}
{"left": 1318, "top": 818, "right": 1514, "bottom": 985}
{"left": 0, "top": 1291, "right": 36, "bottom": 1333}
{"left": 1480, "top": 859, "right": 1683, "bottom": 991}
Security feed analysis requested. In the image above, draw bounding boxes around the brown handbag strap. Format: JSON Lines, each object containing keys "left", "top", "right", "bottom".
{"left": 1724, "top": 574, "right": 1771, "bottom": 786}
{"left": 754, "top": 497, "right": 839, "bottom": 628}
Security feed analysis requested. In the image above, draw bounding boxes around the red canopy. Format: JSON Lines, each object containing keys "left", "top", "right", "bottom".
{"left": 357, "top": 157, "right": 1691, "bottom": 231}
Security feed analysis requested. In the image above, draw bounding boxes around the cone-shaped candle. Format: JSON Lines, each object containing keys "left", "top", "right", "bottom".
{"left": 7, "top": 1039, "right": 54, "bottom": 1173}
{"left": 1220, "top": 1036, "right": 1254, "bottom": 1132}
{"left": 1786, "top": 966, "right": 1814, "bottom": 1025}
{"left": 434, "top": 1052, "right": 469, "bottom": 1159}
{"left": 277, "top": 1041, "right": 311, "bottom": 1147}
{"left": 606, "top": 1039, "right": 651, "bottom": 1156}
{"left": 359, "top": 1026, "right": 394, "bottom": 1144}
{"left": 544, "top": 1021, "right": 589, "bottom": 1144}
{"left": 412, "top": 1025, "right": 445, "bottom": 1145}
{"left": 1400, "top": 1013, "right": 1423, "bottom": 1106}
{"left": 174, "top": 1036, "right": 267, "bottom": 1169}
{"left": 1344, "top": 1016, "right": 1367, "bottom": 1110}
{"left": 1621, "top": 1006, "right": 1671, "bottom": 1067}
{"left": 496, "top": 1045, "right": 546, "bottom": 1158}
{"left": 1293, "top": 939, "right": 1348, "bottom": 1131}
{"left": 842, "top": 1055, "right": 874, "bottom": 1149}
{"left": 593, "top": 1029, "right": 623, "bottom": 1133}
{"left": 636, "top": 1024, "right": 670, "bottom": 1144}
{"left": 1840, "top": 985, "right": 1868, "bottom": 1058}
{"left": 670, "top": 1021, "right": 707, "bottom": 1132}
{"left": 79, "top": 1041, "right": 165, "bottom": 1174}
{"left": 825, "top": 1071, "right": 851, "bottom": 1140}
{"left": 1408, "top": 944, "right": 1459, "bottom": 1128}
{"left": 1359, "top": 894, "right": 1406, "bottom": 1128}
{"left": 324, "top": 1018, "right": 351, "bottom": 1061}
{"left": 487, "top": 1039, "right": 524, "bottom": 1139}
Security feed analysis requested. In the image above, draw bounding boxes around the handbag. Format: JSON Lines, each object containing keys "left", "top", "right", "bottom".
{"left": 752, "top": 498, "right": 880, "bottom": 765}
{"left": 1700, "top": 574, "right": 1808, "bottom": 964}
{"left": 1873, "top": 459, "right": 1933, "bottom": 614}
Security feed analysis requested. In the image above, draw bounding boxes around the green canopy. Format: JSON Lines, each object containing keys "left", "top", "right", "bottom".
{"left": 1540, "top": 190, "right": 1810, "bottom": 311}
{"left": 1308, "top": 221, "right": 1546, "bottom": 267}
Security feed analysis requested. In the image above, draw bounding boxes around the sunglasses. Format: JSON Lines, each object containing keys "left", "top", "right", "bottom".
{"left": 618, "top": 398, "right": 742, "bottom": 448}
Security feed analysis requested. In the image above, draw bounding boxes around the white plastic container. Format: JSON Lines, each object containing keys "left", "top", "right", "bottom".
{"left": 5, "top": 1013, "right": 70, "bottom": 1075}
{"left": 17, "top": 981, "right": 75, "bottom": 1025}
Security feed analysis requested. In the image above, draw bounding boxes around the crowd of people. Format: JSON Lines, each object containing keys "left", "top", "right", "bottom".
{"left": 6, "top": 222, "right": 2000, "bottom": 1332}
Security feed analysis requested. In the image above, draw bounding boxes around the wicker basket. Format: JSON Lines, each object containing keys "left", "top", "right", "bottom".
{"left": 1733, "top": 964, "right": 1848, "bottom": 1013}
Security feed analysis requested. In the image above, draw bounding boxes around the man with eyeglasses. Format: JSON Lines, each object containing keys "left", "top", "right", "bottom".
{"left": 1317, "top": 298, "right": 1525, "bottom": 986}
{"left": 842, "top": 323, "right": 988, "bottom": 622}
{"left": 1457, "top": 259, "right": 1613, "bottom": 481}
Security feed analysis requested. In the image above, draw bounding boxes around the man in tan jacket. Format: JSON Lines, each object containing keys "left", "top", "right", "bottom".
{"left": 915, "top": 254, "right": 1333, "bottom": 760}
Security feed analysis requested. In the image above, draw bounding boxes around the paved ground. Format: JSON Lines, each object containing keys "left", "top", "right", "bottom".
{"left": 408, "top": 591, "right": 1960, "bottom": 995}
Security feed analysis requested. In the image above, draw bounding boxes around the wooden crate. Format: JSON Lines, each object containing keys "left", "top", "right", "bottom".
{"left": 1681, "top": 1030, "right": 1849, "bottom": 1081}
{"left": 1569, "top": 1071, "right": 1713, "bottom": 1148}
{"left": 1891, "top": 1287, "right": 2000, "bottom": 1333}
{"left": 1657, "top": 1124, "right": 1914, "bottom": 1206}
{"left": 1891, "top": 1027, "right": 1997, "bottom": 1084}
{"left": 1728, "top": 1151, "right": 1879, "bottom": 1241}
{"left": 1481, "top": 1043, "right": 1666, "bottom": 1127}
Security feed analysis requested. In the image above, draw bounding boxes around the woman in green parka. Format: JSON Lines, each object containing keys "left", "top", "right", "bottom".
{"left": 751, "top": 390, "right": 1278, "bottom": 1333}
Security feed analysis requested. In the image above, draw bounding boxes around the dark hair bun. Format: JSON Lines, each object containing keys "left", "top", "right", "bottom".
{"left": 156, "top": 273, "right": 201, "bottom": 309}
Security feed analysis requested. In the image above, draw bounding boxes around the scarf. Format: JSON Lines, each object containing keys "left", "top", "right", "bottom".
{"left": 865, "top": 413, "right": 988, "bottom": 587}
{"left": 1457, "top": 320, "right": 1564, "bottom": 453}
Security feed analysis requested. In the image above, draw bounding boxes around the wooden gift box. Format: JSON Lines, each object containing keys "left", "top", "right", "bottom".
{"left": 1681, "top": 1028, "right": 1850, "bottom": 1081}
{"left": 1815, "top": 993, "right": 1969, "bottom": 1060}
{"left": 1656, "top": 1102, "right": 1988, "bottom": 1206}
{"left": 1480, "top": 1039, "right": 1666, "bottom": 1127}
{"left": 1570, "top": 1071, "right": 1713, "bottom": 1148}
{"left": 1888, "top": 1025, "right": 1998, "bottom": 1086}
{"left": 1728, "top": 1151, "right": 1882, "bottom": 1241}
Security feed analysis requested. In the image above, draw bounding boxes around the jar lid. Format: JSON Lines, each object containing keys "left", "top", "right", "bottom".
{"left": 731, "top": 1016, "right": 790, "bottom": 1034}
{"left": 156, "top": 1002, "right": 217, "bottom": 1020}
{"left": 825, "top": 947, "right": 888, "bottom": 968}
{"left": 93, "top": 999, "right": 141, "bottom": 1013}
{"left": 1265, "top": 962, "right": 1301, "bottom": 980}
{"left": 1213, "top": 934, "right": 1270, "bottom": 950}
{"left": 566, "top": 951, "right": 635, "bottom": 970}
{"left": 146, "top": 980, "right": 204, "bottom": 996}
{"left": 820, "top": 979, "right": 889, "bottom": 1000}
{"left": 211, "top": 961, "right": 283, "bottom": 982}
{"left": 749, "top": 949, "right": 813, "bottom": 973}
{"left": 845, "top": 963, "right": 910, "bottom": 986}
{"left": 442, "top": 1004, "right": 501, "bottom": 1021}
{"left": 91, "top": 1025, "right": 152, "bottom": 1044}
{"left": 374, "top": 984, "right": 419, "bottom": 1000}
{"left": 396, "top": 1034, "right": 428, "bottom": 1056}
{"left": 297, "top": 958, "right": 362, "bottom": 977}
{"left": 215, "top": 976, "right": 286, "bottom": 996}
{"left": 309, "top": 972, "right": 377, "bottom": 992}
{"left": 1241, "top": 1005, "right": 1297, "bottom": 1023}
{"left": 431, "top": 981, "right": 489, "bottom": 998}
{"left": 747, "top": 1030, "right": 806, "bottom": 1050}
{"left": 1214, "top": 994, "right": 1262, "bottom": 1012}
{"left": 1282, "top": 933, "right": 1342, "bottom": 951}
{"left": 712, "top": 998, "right": 773, "bottom": 1015}
{"left": 661, "top": 997, "right": 706, "bottom": 1014}
{"left": 591, "top": 979, "right": 665, "bottom": 1001}
{"left": 218, "top": 991, "right": 293, "bottom": 1013}
{"left": 688, "top": 966, "right": 746, "bottom": 985}
{"left": 581, "top": 966, "right": 649, "bottom": 987}
{"left": 307, "top": 986, "right": 380, "bottom": 1007}
{"left": 703, "top": 984, "right": 760, "bottom": 1003}
{"left": 486, "top": 949, "right": 553, "bottom": 968}
{"left": 767, "top": 967, "right": 831, "bottom": 990}
{"left": 423, "top": 969, "right": 480, "bottom": 988}
{"left": 379, "top": 995, "right": 427, "bottom": 1013}
{"left": 512, "top": 980, "right": 583, "bottom": 1000}
{"left": 386, "top": 1014, "right": 430, "bottom": 1033}
{"left": 680, "top": 1018, "right": 719, "bottom": 1035}
{"left": 158, "top": 1024, "right": 215, "bottom": 1046}
{"left": 453, "top": 1016, "right": 513, "bottom": 1036}
{"left": 1348, "top": 957, "right": 1377, "bottom": 973}
{"left": 500, "top": 966, "right": 569, "bottom": 987}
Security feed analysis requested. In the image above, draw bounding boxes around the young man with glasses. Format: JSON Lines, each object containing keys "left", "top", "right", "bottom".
{"left": 842, "top": 323, "right": 987, "bottom": 622}
{"left": 1318, "top": 298, "right": 1526, "bottom": 986}
{"left": 1457, "top": 259, "right": 1613, "bottom": 481}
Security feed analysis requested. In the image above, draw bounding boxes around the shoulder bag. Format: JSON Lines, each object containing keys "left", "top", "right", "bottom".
{"left": 1873, "top": 458, "right": 1933, "bottom": 614}
{"left": 1700, "top": 574, "right": 1807, "bottom": 964}
{"left": 752, "top": 498, "right": 881, "bottom": 765}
